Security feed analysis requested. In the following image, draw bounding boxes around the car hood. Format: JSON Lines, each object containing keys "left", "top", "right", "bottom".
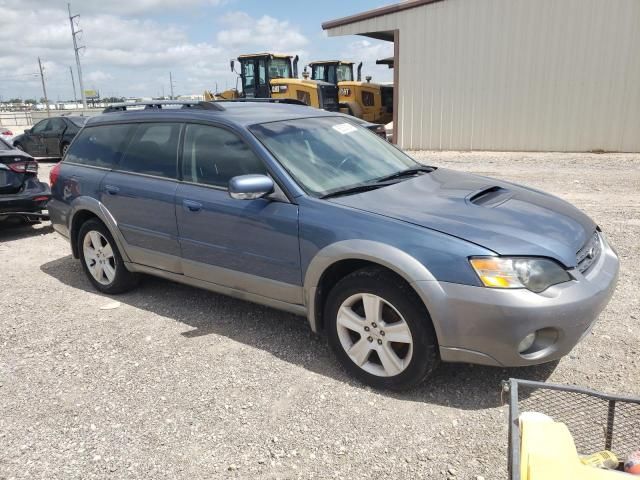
{"left": 330, "top": 168, "right": 596, "bottom": 267}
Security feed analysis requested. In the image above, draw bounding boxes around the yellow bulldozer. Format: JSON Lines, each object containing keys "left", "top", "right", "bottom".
{"left": 211, "top": 53, "right": 339, "bottom": 111}
{"left": 307, "top": 60, "right": 393, "bottom": 124}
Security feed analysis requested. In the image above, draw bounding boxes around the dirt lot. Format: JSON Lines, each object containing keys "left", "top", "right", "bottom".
{"left": 1, "top": 152, "right": 639, "bottom": 480}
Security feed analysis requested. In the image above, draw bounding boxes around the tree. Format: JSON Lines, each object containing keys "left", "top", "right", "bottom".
{"left": 24, "top": 99, "right": 37, "bottom": 104}
{"left": 9, "top": 98, "right": 23, "bottom": 104}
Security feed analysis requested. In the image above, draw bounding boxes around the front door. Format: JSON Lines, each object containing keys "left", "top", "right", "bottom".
{"left": 175, "top": 123, "right": 301, "bottom": 304}
{"left": 43, "top": 117, "right": 66, "bottom": 156}
{"left": 100, "top": 122, "right": 182, "bottom": 272}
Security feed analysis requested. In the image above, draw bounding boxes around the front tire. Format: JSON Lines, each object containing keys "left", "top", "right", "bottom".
{"left": 78, "top": 219, "right": 138, "bottom": 294}
{"left": 325, "top": 267, "right": 439, "bottom": 391}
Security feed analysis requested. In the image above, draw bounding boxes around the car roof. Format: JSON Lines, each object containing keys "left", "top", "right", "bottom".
{"left": 85, "top": 101, "right": 341, "bottom": 129}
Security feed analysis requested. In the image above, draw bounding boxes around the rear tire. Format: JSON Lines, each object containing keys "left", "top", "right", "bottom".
{"left": 77, "top": 219, "right": 139, "bottom": 294}
{"left": 325, "top": 267, "right": 440, "bottom": 391}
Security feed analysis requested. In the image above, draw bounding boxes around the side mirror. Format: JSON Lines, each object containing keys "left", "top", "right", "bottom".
{"left": 24, "top": 129, "right": 32, "bottom": 134}
{"left": 228, "top": 174, "right": 274, "bottom": 200}
{"left": 230, "top": 59, "right": 235, "bottom": 73}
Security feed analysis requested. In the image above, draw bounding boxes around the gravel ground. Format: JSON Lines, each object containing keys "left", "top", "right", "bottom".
{"left": 1, "top": 151, "right": 639, "bottom": 480}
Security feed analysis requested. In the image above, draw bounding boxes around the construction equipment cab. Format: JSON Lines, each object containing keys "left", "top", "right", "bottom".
{"left": 309, "top": 60, "right": 393, "bottom": 124}
{"left": 233, "top": 53, "right": 338, "bottom": 111}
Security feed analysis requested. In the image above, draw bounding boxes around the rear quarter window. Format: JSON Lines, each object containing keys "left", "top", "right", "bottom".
{"left": 65, "top": 124, "right": 132, "bottom": 168}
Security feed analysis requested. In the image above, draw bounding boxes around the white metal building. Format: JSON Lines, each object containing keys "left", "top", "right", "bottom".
{"left": 323, "top": 0, "right": 640, "bottom": 152}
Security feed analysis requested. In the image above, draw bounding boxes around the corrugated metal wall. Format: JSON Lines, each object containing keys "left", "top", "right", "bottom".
{"left": 327, "top": 0, "right": 640, "bottom": 152}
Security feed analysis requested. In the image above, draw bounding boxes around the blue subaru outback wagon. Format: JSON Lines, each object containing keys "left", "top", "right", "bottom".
{"left": 48, "top": 100, "right": 619, "bottom": 390}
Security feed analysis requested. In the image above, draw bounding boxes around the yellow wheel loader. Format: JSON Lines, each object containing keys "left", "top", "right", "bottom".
{"left": 203, "top": 89, "right": 239, "bottom": 101}
{"left": 230, "top": 53, "right": 338, "bottom": 111}
{"left": 308, "top": 60, "right": 393, "bottom": 124}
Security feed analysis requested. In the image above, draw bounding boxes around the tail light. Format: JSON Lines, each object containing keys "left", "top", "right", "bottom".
{"left": 50, "top": 162, "right": 62, "bottom": 188}
{"left": 2, "top": 130, "right": 13, "bottom": 136}
{"left": 8, "top": 160, "right": 38, "bottom": 173}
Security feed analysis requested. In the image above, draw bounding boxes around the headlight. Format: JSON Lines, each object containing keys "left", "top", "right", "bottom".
{"left": 469, "top": 257, "right": 571, "bottom": 293}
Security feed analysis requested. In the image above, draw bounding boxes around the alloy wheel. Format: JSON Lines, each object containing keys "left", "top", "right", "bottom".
{"left": 83, "top": 230, "right": 116, "bottom": 285}
{"left": 336, "top": 293, "right": 413, "bottom": 377}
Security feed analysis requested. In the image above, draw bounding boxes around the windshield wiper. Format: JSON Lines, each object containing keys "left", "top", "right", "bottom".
{"left": 320, "top": 182, "right": 391, "bottom": 199}
{"left": 374, "top": 166, "right": 435, "bottom": 184}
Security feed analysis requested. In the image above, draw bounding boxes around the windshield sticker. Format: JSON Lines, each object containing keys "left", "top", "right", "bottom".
{"left": 332, "top": 123, "right": 358, "bottom": 135}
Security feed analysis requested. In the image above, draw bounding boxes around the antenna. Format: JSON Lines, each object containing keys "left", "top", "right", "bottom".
{"left": 68, "top": 3, "right": 87, "bottom": 109}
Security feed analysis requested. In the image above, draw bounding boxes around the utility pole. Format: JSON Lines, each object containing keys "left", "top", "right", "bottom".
{"left": 69, "top": 66, "right": 77, "bottom": 106}
{"left": 37, "top": 57, "right": 51, "bottom": 117}
{"left": 169, "top": 72, "right": 175, "bottom": 99}
{"left": 68, "top": 3, "right": 87, "bottom": 108}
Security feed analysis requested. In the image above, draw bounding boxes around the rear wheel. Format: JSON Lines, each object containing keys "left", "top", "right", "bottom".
{"left": 78, "top": 219, "right": 138, "bottom": 294}
{"left": 325, "top": 267, "right": 440, "bottom": 391}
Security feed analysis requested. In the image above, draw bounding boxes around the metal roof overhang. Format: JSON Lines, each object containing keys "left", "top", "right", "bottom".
{"left": 322, "top": 0, "right": 444, "bottom": 34}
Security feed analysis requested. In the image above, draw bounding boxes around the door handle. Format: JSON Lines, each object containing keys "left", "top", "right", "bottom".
{"left": 104, "top": 185, "right": 119, "bottom": 195}
{"left": 183, "top": 199, "right": 202, "bottom": 212}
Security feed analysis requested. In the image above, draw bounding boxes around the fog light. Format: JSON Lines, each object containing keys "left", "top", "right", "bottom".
{"left": 518, "top": 333, "right": 536, "bottom": 353}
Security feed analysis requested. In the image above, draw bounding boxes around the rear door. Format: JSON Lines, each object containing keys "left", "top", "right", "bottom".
{"left": 43, "top": 117, "right": 67, "bottom": 156}
{"left": 23, "top": 119, "right": 49, "bottom": 156}
{"left": 100, "top": 122, "right": 183, "bottom": 272}
{"left": 175, "top": 123, "right": 301, "bottom": 304}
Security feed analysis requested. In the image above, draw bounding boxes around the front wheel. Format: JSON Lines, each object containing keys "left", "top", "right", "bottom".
{"left": 78, "top": 219, "right": 138, "bottom": 294}
{"left": 325, "top": 267, "right": 440, "bottom": 391}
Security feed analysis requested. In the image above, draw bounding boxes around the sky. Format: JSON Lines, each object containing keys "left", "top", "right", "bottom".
{"left": 0, "top": 0, "right": 395, "bottom": 101}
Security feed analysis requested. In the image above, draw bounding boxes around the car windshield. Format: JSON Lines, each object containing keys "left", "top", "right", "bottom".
{"left": 69, "top": 116, "right": 88, "bottom": 127}
{"left": 250, "top": 116, "right": 418, "bottom": 197}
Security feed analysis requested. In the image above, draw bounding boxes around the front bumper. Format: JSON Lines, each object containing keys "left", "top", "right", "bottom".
{"left": 415, "top": 234, "right": 619, "bottom": 367}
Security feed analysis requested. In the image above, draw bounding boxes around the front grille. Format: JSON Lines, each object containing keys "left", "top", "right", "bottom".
{"left": 318, "top": 84, "right": 339, "bottom": 111}
{"left": 576, "top": 232, "right": 602, "bottom": 274}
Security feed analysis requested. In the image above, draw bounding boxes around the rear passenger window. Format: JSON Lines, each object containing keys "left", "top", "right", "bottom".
{"left": 65, "top": 124, "right": 131, "bottom": 168}
{"left": 118, "top": 123, "right": 181, "bottom": 179}
{"left": 182, "top": 124, "right": 267, "bottom": 188}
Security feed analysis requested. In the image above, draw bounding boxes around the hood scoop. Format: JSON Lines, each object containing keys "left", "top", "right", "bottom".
{"left": 468, "top": 186, "right": 512, "bottom": 207}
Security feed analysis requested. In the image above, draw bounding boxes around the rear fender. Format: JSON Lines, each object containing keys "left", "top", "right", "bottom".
{"left": 69, "top": 196, "right": 131, "bottom": 262}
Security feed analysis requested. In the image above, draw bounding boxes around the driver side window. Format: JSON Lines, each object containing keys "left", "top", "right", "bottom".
{"left": 181, "top": 124, "right": 268, "bottom": 188}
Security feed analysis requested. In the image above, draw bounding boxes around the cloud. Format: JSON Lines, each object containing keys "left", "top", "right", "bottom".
{"left": 345, "top": 39, "right": 394, "bottom": 83}
{"left": 217, "top": 12, "right": 308, "bottom": 55}
{"left": 0, "top": 1, "right": 393, "bottom": 100}
{"left": 0, "top": 2, "right": 231, "bottom": 99}
{"left": 1, "top": 0, "right": 228, "bottom": 16}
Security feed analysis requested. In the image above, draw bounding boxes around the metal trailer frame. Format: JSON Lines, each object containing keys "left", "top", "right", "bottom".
{"left": 503, "top": 378, "right": 640, "bottom": 480}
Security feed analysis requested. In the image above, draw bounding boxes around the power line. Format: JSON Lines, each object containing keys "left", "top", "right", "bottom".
{"left": 68, "top": 3, "right": 87, "bottom": 108}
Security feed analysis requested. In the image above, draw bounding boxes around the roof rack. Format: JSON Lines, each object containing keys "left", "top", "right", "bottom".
{"left": 102, "top": 100, "right": 224, "bottom": 113}
{"left": 215, "top": 98, "right": 308, "bottom": 106}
